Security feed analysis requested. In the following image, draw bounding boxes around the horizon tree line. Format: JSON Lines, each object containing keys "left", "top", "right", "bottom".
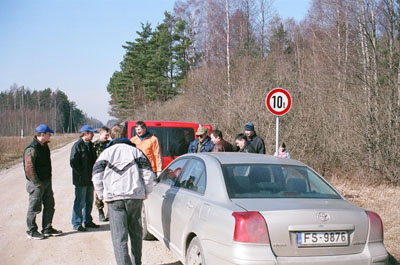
{"left": 0, "top": 84, "right": 103, "bottom": 136}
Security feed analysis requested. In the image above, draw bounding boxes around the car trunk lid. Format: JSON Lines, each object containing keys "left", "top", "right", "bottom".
{"left": 232, "top": 198, "right": 369, "bottom": 257}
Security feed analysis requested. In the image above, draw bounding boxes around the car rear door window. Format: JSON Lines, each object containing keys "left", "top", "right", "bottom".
{"left": 177, "top": 159, "right": 206, "bottom": 194}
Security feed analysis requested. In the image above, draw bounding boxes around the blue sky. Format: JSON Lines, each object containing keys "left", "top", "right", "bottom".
{"left": 0, "top": 0, "right": 310, "bottom": 124}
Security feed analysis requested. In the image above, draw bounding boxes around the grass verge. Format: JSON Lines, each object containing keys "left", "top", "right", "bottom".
{"left": 0, "top": 134, "right": 78, "bottom": 170}
{"left": 329, "top": 177, "right": 400, "bottom": 264}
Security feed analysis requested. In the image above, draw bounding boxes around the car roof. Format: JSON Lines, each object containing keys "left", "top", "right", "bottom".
{"left": 180, "top": 152, "right": 307, "bottom": 167}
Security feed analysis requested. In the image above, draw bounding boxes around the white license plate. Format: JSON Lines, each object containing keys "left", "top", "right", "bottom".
{"left": 297, "top": 231, "right": 349, "bottom": 247}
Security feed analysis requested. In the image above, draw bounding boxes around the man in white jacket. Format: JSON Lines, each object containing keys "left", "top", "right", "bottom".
{"left": 92, "top": 125, "right": 154, "bottom": 265}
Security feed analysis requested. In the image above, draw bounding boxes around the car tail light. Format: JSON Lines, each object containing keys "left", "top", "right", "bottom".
{"left": 366, "top": 211, "right": 384, "bottom": 242}
{"left": 232, "top": 211, "right": 270, "bottom": 243}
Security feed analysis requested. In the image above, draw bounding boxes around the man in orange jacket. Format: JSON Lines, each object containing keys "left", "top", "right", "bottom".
{"left": 130, "top": 121, "right": 162, "bottom": 176}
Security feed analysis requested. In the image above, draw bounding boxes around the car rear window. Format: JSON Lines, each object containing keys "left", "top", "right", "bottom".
{"left": 132, "top": 127, "right": 195, "bottom": 157}
{"left": 222, "top": 164, "right": 341, "bottom": 199}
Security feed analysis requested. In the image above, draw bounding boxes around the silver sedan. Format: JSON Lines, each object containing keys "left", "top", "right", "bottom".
{"left": 142, "top": 153, "right": 389, "bottom": 265}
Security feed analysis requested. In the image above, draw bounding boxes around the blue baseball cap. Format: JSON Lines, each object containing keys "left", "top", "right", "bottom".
{"left": 36, "top": 124, "right": 54, "bottom": 134}
{"left": 244, "top": 122, "right": 255, "bottom": 131}
{"left": 80, "top": 125, "right": 97, "bottom": 133}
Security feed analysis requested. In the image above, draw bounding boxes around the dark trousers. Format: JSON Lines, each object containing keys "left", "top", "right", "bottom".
{"left": 72, "top": 185, "right": 94, "bottom": 229}
{"left": 26, "top": 180, "right": 55, "bottom": 232}
{"left": 108, "top": 199, "right": 143, "bottom": 265}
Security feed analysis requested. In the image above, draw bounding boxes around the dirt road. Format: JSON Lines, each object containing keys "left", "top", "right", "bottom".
{"left": 0, "top": 141, "right": 182, "bottom": 265}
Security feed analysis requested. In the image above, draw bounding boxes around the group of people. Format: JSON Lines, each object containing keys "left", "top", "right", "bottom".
{"left": 23, "top": 120, "right": 290, "bottom": 265}
{"left": 188, "top": 121, "right": 290, "bottom": 158}
{"left": 23, "top": 122, "right": 159, "bottom": 265}
{"left": 70, "top": 123, "right": 156, "bottom": 265}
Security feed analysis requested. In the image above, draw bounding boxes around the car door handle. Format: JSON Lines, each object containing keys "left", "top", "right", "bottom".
{"left": 162, "top": 193, "right": 167, "bottom": 198}
{"left": 186, "top": 202, "right": 194, "bottom": 208}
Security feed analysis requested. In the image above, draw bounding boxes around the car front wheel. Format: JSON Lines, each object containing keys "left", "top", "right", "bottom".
{"left": 186, "top": 236, "right": 205, "bottom": 265}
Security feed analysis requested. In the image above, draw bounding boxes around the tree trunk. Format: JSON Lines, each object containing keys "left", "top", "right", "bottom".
{"left": 260, "top": 0, "right": 265, "bottom": 57}
{"left": 358, "top": 0, "right": 373, "bottom": 172}
{"left": 226, "top": 0, "right": 230, "bottom": 88}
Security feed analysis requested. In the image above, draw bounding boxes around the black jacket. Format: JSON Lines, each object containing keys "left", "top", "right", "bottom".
{"left": 70, "top": 138, "right": 97, "bottom": 186}
{"left": 239, "top": 142, "right": 257, "bottom": 153}
{"left": 247, "top": 132, "right": 265, "bottom": 154}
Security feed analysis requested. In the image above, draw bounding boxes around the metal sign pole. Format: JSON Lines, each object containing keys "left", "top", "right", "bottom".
{"left": 275, "top": 116, "right": 279, "bottom": 156}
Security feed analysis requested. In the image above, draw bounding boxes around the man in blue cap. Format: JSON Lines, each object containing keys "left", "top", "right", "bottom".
{"left": 70, "top": 125, "right": 99, "bottom": 231}
{"left": 23, "top": 124, "right": 62, "bottom": 239}
{"left": 243, "top": 122, "right": 266, "bottom": 154}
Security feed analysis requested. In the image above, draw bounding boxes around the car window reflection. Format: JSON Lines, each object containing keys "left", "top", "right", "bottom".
{"left": 159, "top": 159, "right": 188, "bottom": 186}
{"left": 177, "top": 159, "right": 206, "bottom": 194}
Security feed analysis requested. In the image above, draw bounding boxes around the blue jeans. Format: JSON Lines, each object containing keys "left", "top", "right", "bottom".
{"left": 108, "top": 199, "right": 143, "bottom": 265}
{"left": 72, "top": 185, "right": 94, "bottom": 229}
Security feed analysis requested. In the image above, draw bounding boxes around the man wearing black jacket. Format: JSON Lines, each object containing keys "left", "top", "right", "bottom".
{"left": 70, "top": 125, "right": 99, "bottom": 231}
{"left": 235, "top": 133, "right": 257, "bottom": 153}
{"left": 243, "top": 122, "right": 266, "bottom": 154}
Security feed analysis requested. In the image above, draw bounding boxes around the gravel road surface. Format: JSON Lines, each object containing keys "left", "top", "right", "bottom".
{"left": 0, "top": 141, "right": 182, "bottom": 265}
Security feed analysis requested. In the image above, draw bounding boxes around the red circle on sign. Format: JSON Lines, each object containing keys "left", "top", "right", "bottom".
{"left": 265, "top": 88, "right": 292, "bottom": 116}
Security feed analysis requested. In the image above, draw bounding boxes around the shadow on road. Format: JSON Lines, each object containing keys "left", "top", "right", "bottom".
{"left": 90, "top": 223, "right": 110, "bottom": 232}
{"left": 56, "top": 224, "right": 110, "bottom": 237}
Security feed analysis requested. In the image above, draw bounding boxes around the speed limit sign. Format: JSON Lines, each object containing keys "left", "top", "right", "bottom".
{"left": 265, "top": 88, "right": 292, "bottom": 116}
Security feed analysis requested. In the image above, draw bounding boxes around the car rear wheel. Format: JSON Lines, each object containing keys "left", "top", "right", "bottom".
{"left": 186, "top": 236, "right": 205, "bottom": 265}
{"left": 141, "top": 204, "right": 155, "bottom": 240}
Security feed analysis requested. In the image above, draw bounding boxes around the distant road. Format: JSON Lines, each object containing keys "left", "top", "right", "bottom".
{"left": 0, "top": 141, "right": 181, "bottom": 265}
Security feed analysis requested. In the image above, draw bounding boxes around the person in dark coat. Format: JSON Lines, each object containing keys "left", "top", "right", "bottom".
{"left": 243, "top": 122, "right": 266, "bottom": 154}
{"left": 188, "top": 127, "right": 214, "bottom": 153}
{"left": 235, "top": 133, "right": 257, "bottom": 153}
{"left": 93, "top": 126, "right": 110, "bottom": 222}
{"left": 23, "top": 124, "right": 62, "bottom": 240}
{"left": 211, "top": 129, "right": 233, "bottom": 152}
{"left": 70, "top": 125, "right": 99, "bottom": 231}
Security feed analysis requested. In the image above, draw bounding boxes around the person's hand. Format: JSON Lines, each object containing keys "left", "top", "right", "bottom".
{"left": 157, "top": 171, "right": 161, "bottom": 177}
{"left": 144, "top": 194, "right": 148, "bottom": 200}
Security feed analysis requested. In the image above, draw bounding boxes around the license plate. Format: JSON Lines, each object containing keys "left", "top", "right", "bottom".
{"left": 297, "top": 231, "right": 349, "bottom": 247}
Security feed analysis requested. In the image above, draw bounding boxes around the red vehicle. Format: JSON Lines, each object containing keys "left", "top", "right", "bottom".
{"left": 124, "top": 121, "right": 212, "bottom": 170}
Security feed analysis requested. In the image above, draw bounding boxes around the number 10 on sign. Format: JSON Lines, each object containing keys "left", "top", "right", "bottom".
{"left": 266, "top": 88, "right": 292, "bottom": 116}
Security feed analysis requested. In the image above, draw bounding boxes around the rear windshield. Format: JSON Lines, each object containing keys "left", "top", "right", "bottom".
{"left": 132, "top": 127, "right": 195, "bottom": 157}
{"left": 222, "top": 164, "right": 341, "bottom": 199}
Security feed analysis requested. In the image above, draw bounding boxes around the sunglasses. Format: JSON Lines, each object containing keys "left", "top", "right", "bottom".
{"left": 198, "top": 134, "right": 205, "bottom": 138}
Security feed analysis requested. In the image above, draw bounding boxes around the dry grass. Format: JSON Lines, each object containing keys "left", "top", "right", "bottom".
{"left": 0, "top": 134, "right": 78, "bottom": 169}
{"left": 329, "top": 177, "right": 400, "bottom": 264}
